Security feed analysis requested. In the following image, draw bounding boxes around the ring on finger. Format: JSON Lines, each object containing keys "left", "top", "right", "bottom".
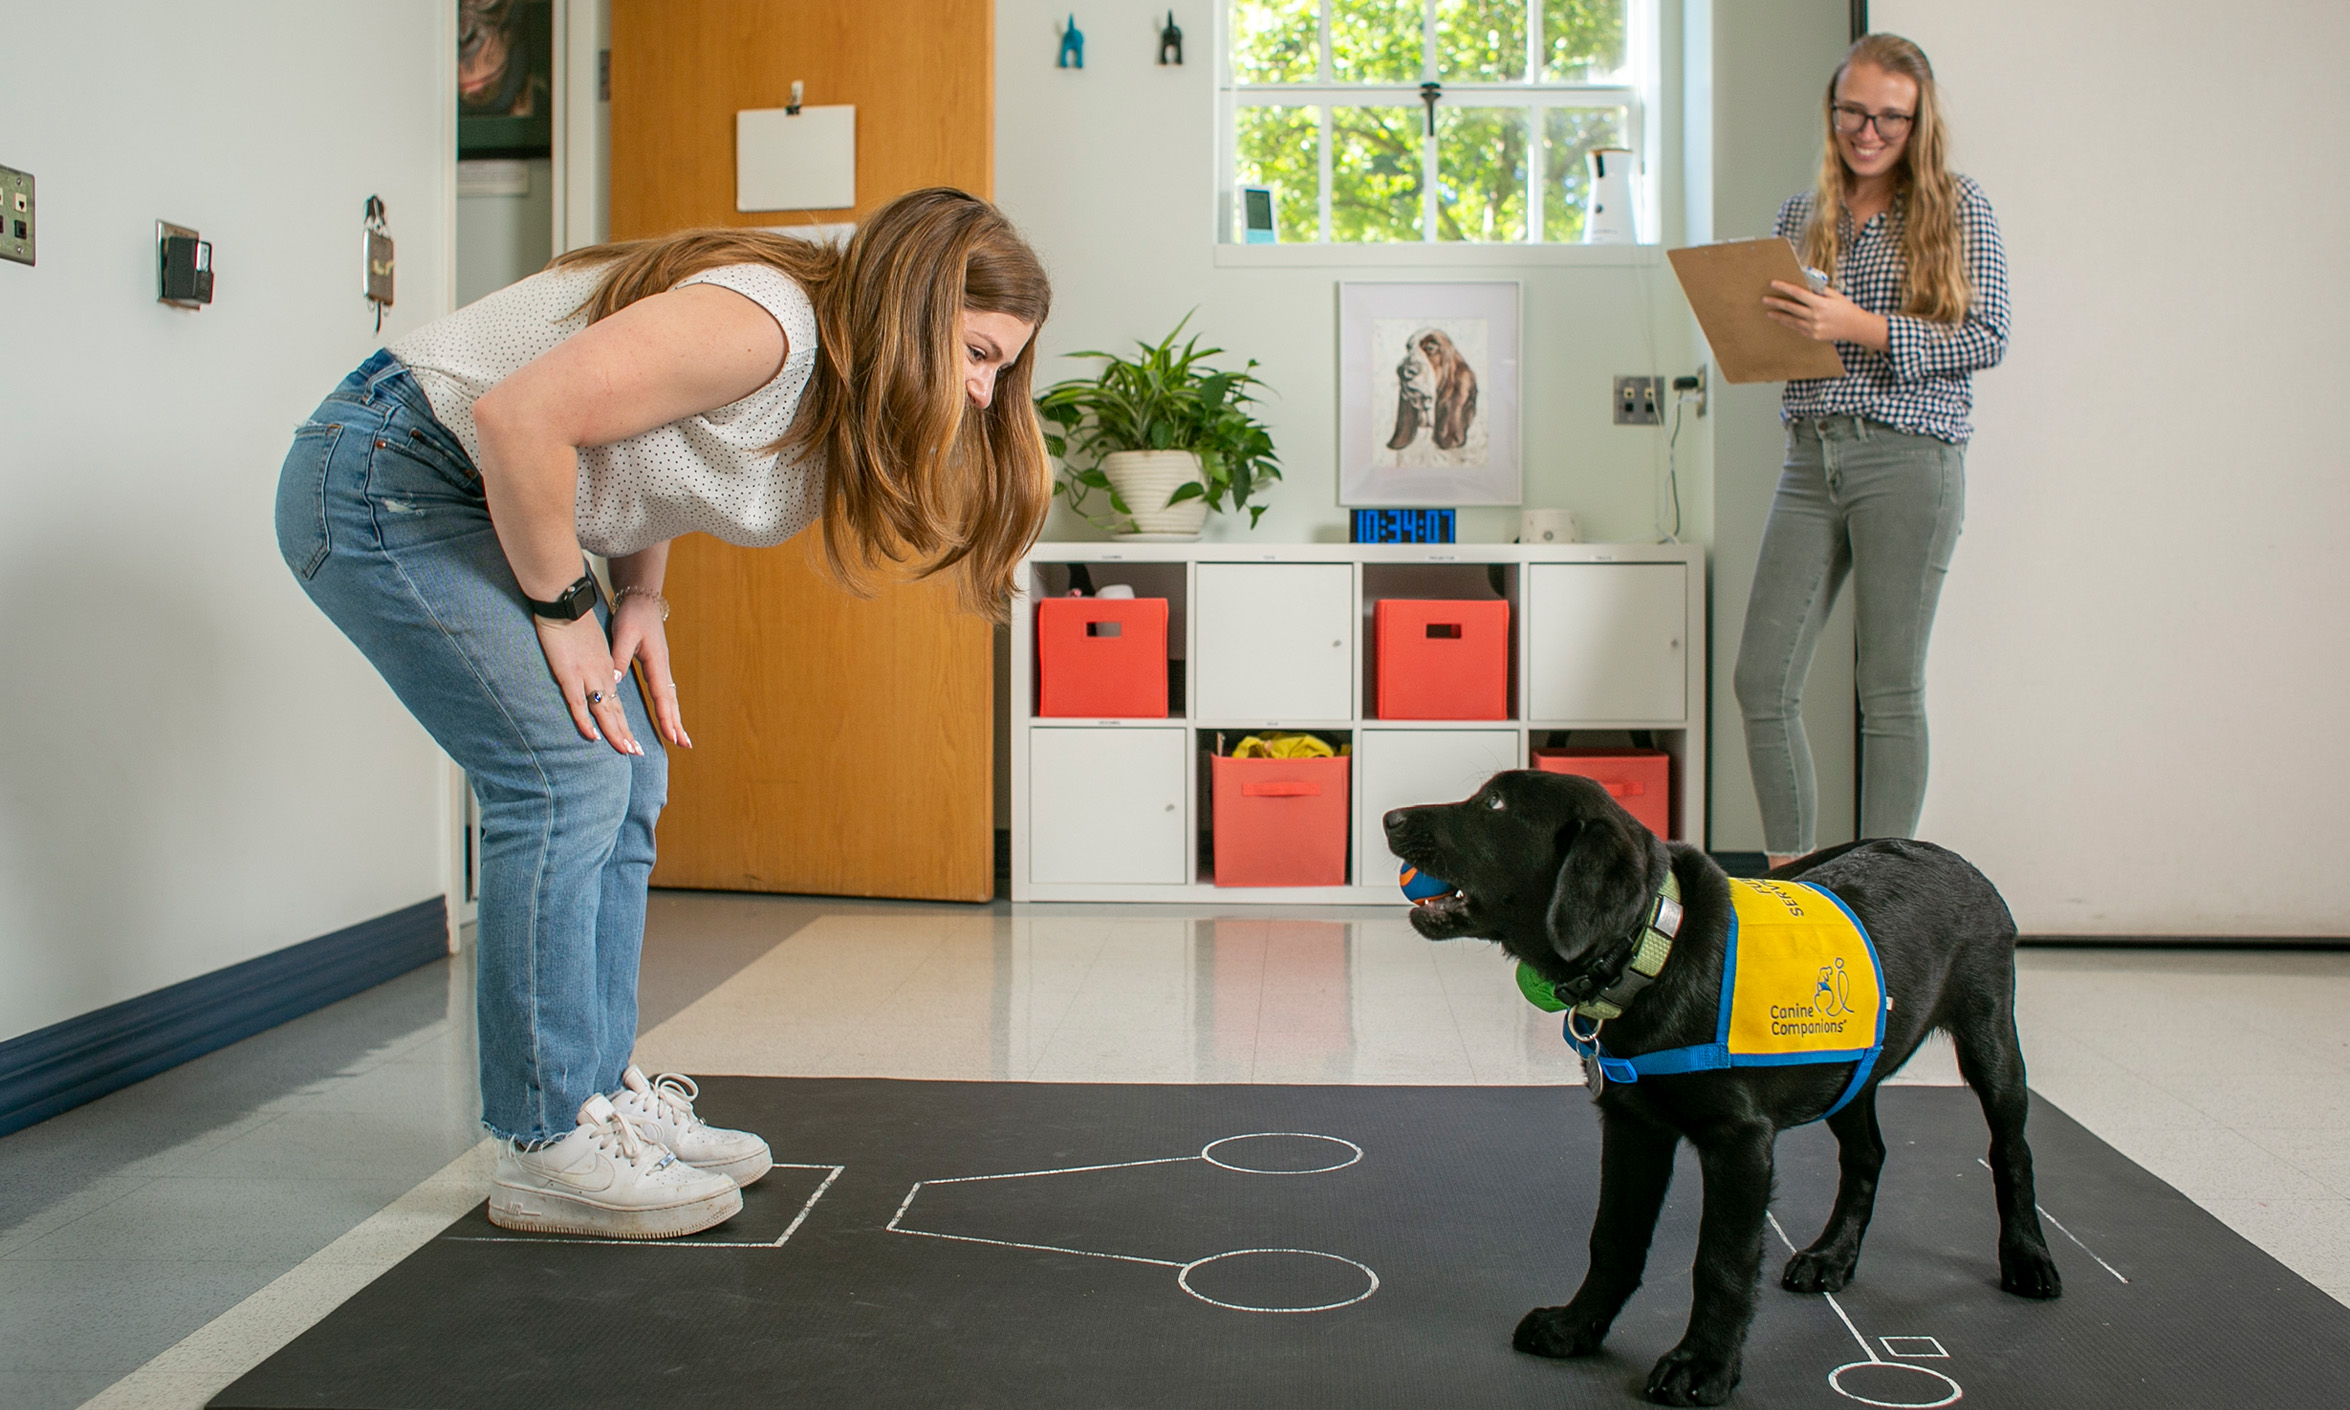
{"left": 587, "top": 689, "right": 605, "bottom": 705}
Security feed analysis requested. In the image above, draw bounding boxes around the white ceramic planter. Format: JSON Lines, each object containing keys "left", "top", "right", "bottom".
{"left": 1102, "top": 450, "right": 1209, "bottom": 539}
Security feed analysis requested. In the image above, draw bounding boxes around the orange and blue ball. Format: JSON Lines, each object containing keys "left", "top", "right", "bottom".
{"left": 1399, "top": 864, "right": 1452, "bottom": 902}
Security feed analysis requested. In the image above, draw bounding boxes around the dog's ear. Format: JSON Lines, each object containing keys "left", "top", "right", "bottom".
{"left": 1430, "top": 337, "right": 1478, "bottom": 450}
{"left": 1386, "top": 376, "right": 1422, "bottom": 450}
{"left": 1544, "top": 804, "right": 1666, "bottom": 964}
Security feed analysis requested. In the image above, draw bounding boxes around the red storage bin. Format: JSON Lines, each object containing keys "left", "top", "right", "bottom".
{"left": 1374, "top": 599, "right": 1509, "bottom": 719}
{"left": 1534, "top": 748, "right": 1672, "bottom": 838}
{"left": 1211, "top": 753, "right": 1350, "bottom": 887}
{"left": 1037, "top": 597, "right": 1168, "bottom": 717}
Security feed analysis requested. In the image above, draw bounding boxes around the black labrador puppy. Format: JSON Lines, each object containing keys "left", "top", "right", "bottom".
{"left": 1385, "top": 770, "right": 2060, "bottom": 1406}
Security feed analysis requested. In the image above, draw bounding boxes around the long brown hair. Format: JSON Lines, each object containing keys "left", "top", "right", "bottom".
{"left": 1800, "top": 34, "right": 1970, "bottom": 325}
{"left": 550, "top": 189, "right": 1053, "bottom": 619}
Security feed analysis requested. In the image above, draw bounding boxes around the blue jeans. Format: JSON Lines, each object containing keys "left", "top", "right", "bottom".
{"left": 1734, "top": 416, "right": 1965, "bottom": 855}
{"left": 276, "top": 349, "right": 666, "bottom": 1144}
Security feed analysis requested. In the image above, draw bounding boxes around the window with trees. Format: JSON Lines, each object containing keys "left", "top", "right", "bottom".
{"left": 1223, "top": 0, "right": 1652, "bottom": 245}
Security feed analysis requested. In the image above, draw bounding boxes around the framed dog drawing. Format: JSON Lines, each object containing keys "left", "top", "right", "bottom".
{"left": 1339, "top": 281, "right": 1521, "bottom": 507}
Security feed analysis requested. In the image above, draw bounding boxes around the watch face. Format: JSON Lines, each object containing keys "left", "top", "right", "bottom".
{"left": 534, "top": 576, "right": 599, "bottom": 621}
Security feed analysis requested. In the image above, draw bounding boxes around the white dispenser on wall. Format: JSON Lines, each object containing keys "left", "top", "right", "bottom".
{"left": 1583, "top": 147, "right": 1636, "bottom": 245}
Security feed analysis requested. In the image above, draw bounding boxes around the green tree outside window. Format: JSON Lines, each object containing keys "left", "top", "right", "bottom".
{"left": 1235, "top": 105, "right": 1320, "bottom": 242}
{"left": 1227, "top": 0, "right": 1640, "bottom": 245}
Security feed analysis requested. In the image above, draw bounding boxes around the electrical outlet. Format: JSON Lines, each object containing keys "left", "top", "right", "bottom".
{"left": 1673, "top": 365, "right": 1708, "bottom": 417}
{"left": 0, "top": 164, "right": 33, "bottom": 267}
{"left": 158, "top": 221, "right": 212, "bottom": 308}
{"left": 1614, "top": 376, "right": 1662, "bottom": 426}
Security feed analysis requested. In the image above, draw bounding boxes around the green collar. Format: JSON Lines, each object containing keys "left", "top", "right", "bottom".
{"left": 1515, "top": 870, "right": 1684, "bottom": 1021}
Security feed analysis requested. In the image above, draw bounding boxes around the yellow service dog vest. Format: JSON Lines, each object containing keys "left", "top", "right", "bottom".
{"left": 1555, "top": 879, "right": 1888, "bottom": 1120}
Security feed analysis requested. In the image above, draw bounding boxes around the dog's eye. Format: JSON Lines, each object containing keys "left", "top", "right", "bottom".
{"left": 1485, "top": 794, "right": 1506, "bottom": 810}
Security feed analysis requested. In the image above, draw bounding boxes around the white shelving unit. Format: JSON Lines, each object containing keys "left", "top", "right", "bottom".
{"left": 1010, "top": 541, "right": 1706, "bottom": 905}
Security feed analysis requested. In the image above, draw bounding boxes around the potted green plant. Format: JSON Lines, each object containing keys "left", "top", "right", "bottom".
{"left": 1036, "top": 315, "right": 1282, "bottom": 538}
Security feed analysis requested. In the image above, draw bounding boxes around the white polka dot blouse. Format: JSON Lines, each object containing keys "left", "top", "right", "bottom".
{"left": 387, "top": 262, "right": 823, "bottom": 558}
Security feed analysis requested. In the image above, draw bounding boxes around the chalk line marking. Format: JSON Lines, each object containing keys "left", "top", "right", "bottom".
{"left": 889, "top": 1133, "right": 1376, "bottom": 1313}
{"left": 1882, "top": 1336, "right": 1948, "bottom": 1359}
{"left": 1769, "top": 1211, "right": 1962, "bottom": 1408}
{"left": 1977, "top": 1157, "right": 2129, "bottom": 1284}
{"left": 449, "top": 1161, "right": 845, "bottom": 1249}
{"left": 1178, "top": 1249, "right": 1381, "bottom": 1313}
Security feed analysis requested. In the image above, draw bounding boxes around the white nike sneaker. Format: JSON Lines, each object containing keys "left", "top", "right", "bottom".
{"left": 488, "top": 1092, "right": 743, "bottom": 1239}
{"left": 610, "top": 1065, "right": 774, "bottom": 1188}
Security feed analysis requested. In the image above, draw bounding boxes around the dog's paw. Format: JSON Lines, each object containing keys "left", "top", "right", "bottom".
{"left": 1644, "top": 1345, "right": 1741, "bottom": 1406}
{"left": 1780, "top": 1246, "right": 1857, "bottom": 1294}
{"left": 1512, "top": 1303, "right": 1610, "bottom": 1359}
{"left": 2000, "top": 1240, "right": 2063, "bottom": 1299}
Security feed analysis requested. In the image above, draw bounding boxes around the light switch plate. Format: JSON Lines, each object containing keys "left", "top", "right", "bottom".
{"left": 1, "top": 164, "right": 33, "bottom": 266}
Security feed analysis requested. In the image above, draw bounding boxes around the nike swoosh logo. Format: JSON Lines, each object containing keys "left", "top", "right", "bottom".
{"left": 546, "top": 1158, "right": 616, "bottom": 1194}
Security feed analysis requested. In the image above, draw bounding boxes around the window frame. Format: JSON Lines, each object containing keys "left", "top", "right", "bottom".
{"left": 1217, "top": 0, "right": 1660, "bottom": 249}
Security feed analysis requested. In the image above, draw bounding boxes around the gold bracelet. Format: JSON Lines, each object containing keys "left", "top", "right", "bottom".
{"left": 612, "top": 585, "right": 671, "bottom": 622}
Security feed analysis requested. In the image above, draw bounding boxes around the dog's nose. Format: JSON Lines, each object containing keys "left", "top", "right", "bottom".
{"left": 1383, "top": 808, "right": 1411, "bottom": 840}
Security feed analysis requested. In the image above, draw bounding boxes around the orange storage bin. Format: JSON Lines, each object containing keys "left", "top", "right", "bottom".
{"left": 1374, "top": 599, "right": 1510, "bottom": 719}
{"left": 1534, "top": 748, "right": 1672, "bottom": 838}
{"left": 1037, "top": 597, "right": 1168, "bottom": 717}
{"left": 1211, "top": 754, "right": 1350, "bottom": 887}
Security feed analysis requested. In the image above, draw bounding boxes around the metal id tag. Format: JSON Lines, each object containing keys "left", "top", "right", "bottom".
{"left": 362, "top": 196, "right": 394, "bottom": 332}
{"left": 365, "top": 229, "right": 395, "bottom": 307}
{"left": 1582, "top": 1052, "right": 1606, "bottom": 1098}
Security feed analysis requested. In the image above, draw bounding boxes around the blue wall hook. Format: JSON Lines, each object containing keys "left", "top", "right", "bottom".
{"left": 1058, "top": 14, "right": 1084, "bottom": 68}
{"left": 1159, "top": 11, "right": 1183, "bottom": 65}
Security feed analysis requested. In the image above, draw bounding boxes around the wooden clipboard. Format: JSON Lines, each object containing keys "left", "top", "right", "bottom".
{"left": 1666, "top": 238, "right": 1848, "bottom": 384}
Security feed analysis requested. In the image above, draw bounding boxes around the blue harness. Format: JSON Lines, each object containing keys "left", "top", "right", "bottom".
{"left": 1562, "top": 881, "right": 1888, "bottom": 1123}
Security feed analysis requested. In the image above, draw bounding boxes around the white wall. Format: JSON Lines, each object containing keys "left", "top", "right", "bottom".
{"left": 994, "top": 1, "right": 1707, "bottom": 552}
{"left": 457, "top": 158, "right": 555, "bottom": 307}
{"left": 1878, "top": 0, "right": 2350, "bottom": 934}
{"left": 1701, "top": 0, "right": 1858, "bottom": 854}
{"left": 0, "top": 4, "right": 457, "bottom": 1043}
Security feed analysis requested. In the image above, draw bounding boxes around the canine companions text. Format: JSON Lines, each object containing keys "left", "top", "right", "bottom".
{"left": 1385, "top": 771, "right": 2060, "bottom": 1406}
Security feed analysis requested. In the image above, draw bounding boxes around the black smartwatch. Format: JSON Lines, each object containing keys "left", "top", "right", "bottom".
{"left": 525, "top": 574, "right": 601, "bottom": 623}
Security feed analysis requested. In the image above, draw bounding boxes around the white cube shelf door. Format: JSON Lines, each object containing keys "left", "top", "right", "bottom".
{"left": 1526, "top": 564, "right": 1688, "bottom": 723}
{"left": 1028, "top": 727, "right": 1188, "bottom": 884}
{"left": 1356, "top": 729, "right": 1523, "bottom": 875}
{"left": 1193, "top": 563, "right": 1354, "bottom": 722}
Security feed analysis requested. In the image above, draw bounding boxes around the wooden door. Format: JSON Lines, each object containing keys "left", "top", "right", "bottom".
{"left": 611, "top": 0, "right": 995, "bottom": 900}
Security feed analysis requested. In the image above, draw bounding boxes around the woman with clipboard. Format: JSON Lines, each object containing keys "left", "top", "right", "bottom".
{"left": 1734, "top": 34, "right": 2008, "bottom": 867}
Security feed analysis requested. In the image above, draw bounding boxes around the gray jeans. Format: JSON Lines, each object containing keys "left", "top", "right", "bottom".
{"left": 1734, "top": 416, "right": 1965, "bottom": 854}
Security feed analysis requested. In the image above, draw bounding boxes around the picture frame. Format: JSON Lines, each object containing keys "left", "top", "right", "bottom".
{"left": 458, "top": 0, "right": 554, "bottom": 161}
{"left": 1338, "top": 281, "right": 1521, "bottom": 507}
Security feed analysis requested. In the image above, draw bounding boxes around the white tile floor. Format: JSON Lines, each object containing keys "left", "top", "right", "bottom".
{"left": 4, "top": 893, "right": 2346, "bottom": 1410}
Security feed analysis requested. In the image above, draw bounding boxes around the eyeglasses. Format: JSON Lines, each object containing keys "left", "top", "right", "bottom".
{"left": 1831, "top": 103, "right": 1914, "bottom": 139}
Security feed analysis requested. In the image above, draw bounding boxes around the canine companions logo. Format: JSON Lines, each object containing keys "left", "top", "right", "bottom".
{"left": 1815, "top": 957, "right": 1854, "bottom": 1017}
{"left": 1766, "top": 958, "right": 1856, "bottom": 1037}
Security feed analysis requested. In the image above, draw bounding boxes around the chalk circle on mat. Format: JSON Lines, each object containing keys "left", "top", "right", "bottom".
{"left": 1828, "top": 1361, "right": 1963, "bottom": 1409}
{"left": 1177, "top": 1248, "right": 1381, "bottom": 1313}
{"left": 1200, "top": 1132, "right": 1364, "bottom": 1175}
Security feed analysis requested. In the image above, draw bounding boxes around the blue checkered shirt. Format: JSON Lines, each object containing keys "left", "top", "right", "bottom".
{"left": 1776, "top": 174, "right": 2008, "bottom": 444}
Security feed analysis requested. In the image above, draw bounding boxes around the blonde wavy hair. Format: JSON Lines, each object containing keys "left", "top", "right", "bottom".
{"left": 1800, "top": 33, "right": 1970, "bottom": 325}
{"left": 550, "top": 188, "right": 1053, "bottom": 619}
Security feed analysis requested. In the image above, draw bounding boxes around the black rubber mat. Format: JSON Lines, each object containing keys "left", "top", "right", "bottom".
{"left": 214, "top": 1081, "right": 2350, "bottom": 1409}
